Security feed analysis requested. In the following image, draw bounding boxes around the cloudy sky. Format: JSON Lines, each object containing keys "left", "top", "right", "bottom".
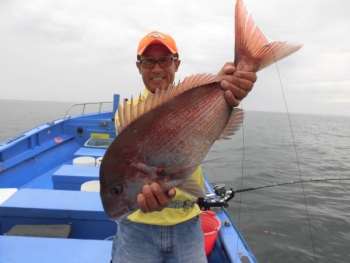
{"left": 1, "top": 0, "right": 349, "bottom": 116}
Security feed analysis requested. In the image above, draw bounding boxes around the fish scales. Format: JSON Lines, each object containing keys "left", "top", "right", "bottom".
{"left": 100, "top": 83, "right": 232, "bottom": 220}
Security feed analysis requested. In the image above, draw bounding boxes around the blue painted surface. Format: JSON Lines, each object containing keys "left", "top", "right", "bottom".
{"left": 52, "top": 165, "right": 99, "bottom": 190}
{"left": 208, "top": 236, "right": 230, "bottom": 262}
{"left": 63, "top": 112, "right": 116, "bottom": 145}
{"left": 216, "top": 211, "right": 258, "bottom": 263}
{"left": 0, "top": 139, "right": 81, "bottom": 188}
{"left": 0, "top": 189, "right": 116, "bottom": 239}
{"left": 20, "top": 166, "right": 60, "bottom": 189}
{"left": 74, "top": 147, "right": 107, "bottom": 157}
{"left": 113, "top": 94, "right": 120, "bottom": 118}
{"left": 0, "top": 236, "right": 112, "bottom": 263}
{"left": 0, "top": 123, "right": 72, "bottom": 169}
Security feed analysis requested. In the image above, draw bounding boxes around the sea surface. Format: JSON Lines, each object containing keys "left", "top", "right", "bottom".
{"left": 1, "top": 99, "right": 349, "bottom": 263}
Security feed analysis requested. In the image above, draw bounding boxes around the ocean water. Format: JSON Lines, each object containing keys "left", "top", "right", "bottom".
{"left": 1, "top": 99, "right": 349, "bottom": 263}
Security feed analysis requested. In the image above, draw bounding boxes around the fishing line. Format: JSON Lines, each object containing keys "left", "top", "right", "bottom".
{"left": 234, "top": 73, "right": 245, "bottom": 263}
{"left": 148, "top": 214, "right": 158, "bottom": 256}
{"left": 270, "top": 47, "right": 317, "bottom": 262}
{"left": 116, "top": 221, "right": 131, "bottom": 263}
{"left": 233, "top": 177, "right": 350, "bottom": 193}
{"left": 236, "top": 102, "right": 245, "bottom": 263}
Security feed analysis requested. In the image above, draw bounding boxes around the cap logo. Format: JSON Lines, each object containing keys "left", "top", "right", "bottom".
{"left": 148, "top": 33, "right": 166, "bottom": 40}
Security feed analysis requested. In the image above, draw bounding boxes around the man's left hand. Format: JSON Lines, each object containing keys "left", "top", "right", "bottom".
{"left": 218, "top": 62, "right": 257, "bottom": 107}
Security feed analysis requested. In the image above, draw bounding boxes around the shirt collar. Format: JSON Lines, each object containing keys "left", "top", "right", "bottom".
{"left": 141, "top": 87, "right": 150, "bottom": 101}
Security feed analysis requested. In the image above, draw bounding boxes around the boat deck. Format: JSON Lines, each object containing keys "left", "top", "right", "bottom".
{"left": 0, "top": 109, "right": 257, "bottom": 263}
{"left": 0, "top": 236, "right": 112, "bottom": 262}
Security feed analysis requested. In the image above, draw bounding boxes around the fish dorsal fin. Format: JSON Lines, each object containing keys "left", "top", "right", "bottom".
{"left": 234, "top": 0, "right": 302, "bottom": 72}
{"left": 218, "top": 108, "right": 244, "bottom": 140}
{"left": 117, "top": 74, "right": 223, "bottom": 133}
{"left": 177, "top": 176, "right": 206, "bottom": 198}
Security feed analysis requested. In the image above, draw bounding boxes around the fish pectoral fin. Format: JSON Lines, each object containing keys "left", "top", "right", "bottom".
{"left": 129, "top": 160, "right": 162, "bottom": 180}
{"left": 218, "top": 108, "right": 244, "bottom": 140}
{"left": 177, "top": 177, "right": 206, "bottom": 198}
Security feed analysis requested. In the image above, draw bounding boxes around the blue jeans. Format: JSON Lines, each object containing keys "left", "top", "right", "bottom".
{"left": 111, "top": 215, "right": 207, "bottom": 263}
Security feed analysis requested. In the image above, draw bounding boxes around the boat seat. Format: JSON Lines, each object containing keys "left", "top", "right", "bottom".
{"left": 0, "top": 188, "right": 17, "bottom": 204}
{"left": 73, "top": 147, "right": 106, "bottom": 157}
{"left": 6, "top": 224, "right": 71, "bottom": 238}
{"left": 0, "top": 236, "right": 112, "bottom": 263}
{"left": 50, "top": 146, "right": 107, "bottom": 191}
{"left": 0, "top": 189, "right": 116, "bottom": 240}
{"left": 52, "top": 165, "right": 99, "bottom": 190}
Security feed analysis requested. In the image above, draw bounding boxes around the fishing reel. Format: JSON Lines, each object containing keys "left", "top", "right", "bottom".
{"left": 197, "top": 183, "right": 235, "bottom": 211}
{"left": 213, "top": 184, "right": 227, "bottom": 198}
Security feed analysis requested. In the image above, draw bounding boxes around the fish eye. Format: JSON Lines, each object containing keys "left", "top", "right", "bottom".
{"left": 110, "top": 185, "right": 123, "bottom": 196}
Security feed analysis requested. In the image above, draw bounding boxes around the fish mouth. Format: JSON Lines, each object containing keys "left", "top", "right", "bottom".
{"left": 107, "top": 206, "right": 132, "bottom": 221}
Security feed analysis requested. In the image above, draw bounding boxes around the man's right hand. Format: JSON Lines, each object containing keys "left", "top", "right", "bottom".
{"left": 137, "top": 183, "right": 176, "bottom": 213}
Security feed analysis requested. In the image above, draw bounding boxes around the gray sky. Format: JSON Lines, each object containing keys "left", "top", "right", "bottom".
{"left": 1, "top": 0, "right": 349, "bottom": 116}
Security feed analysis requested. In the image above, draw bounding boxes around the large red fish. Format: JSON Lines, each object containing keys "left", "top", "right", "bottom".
{"left": 99, "top": 0, "right": 302, "bottom": 220}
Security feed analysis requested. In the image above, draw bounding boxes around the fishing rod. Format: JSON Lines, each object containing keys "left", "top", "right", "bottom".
{"left": 197, "top": 177, "right": 350, "bottom": 210}
{"left": 233, "top": 177, "right": 350, "bottom": 193}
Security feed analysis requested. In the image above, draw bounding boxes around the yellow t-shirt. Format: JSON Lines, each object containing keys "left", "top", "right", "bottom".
{"left": 115, "top": 88, "right": 203, "bottom": 226}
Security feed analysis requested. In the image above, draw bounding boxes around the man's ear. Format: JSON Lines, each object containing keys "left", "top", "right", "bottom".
{"left": 136, "top": 61, "right": 142, "bottom": 74}
{"left": 174, "top": 59, "right": 181, "bottom": 72}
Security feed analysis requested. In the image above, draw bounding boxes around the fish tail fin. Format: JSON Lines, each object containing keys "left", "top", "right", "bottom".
{"left": 234, "top": 0, "right": 302, "bottom": 72}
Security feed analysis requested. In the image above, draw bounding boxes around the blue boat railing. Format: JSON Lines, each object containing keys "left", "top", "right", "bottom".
{"left": 64, "top": 102, "right": 113, "bottom": 118}
{"left": 64, "top": 94, "right": 120, "bottom": 119}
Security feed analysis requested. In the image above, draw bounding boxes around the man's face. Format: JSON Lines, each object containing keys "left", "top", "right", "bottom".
{"left": 136, "top": 44, "right": 181, "bottom": 93}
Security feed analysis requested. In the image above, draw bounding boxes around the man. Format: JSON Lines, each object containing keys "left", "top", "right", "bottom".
{"left": 111, "top": 31, "right": 257, "bottom": 263}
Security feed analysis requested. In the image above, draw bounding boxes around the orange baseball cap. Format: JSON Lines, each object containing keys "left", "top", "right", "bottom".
{"left": 137, "top": 31, "right": 179, "bottom": 57}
